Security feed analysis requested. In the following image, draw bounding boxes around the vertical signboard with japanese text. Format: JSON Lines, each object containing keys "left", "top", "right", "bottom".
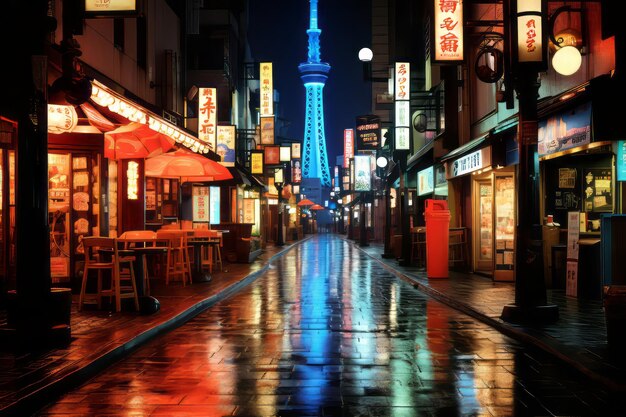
{"left": 250, "top": 151, "right": 264, "bottom": 174}
{"left": 433, "top": 0, "right": 464, "bottom": 62}
{"left": 292, "top": 160, "right": 302, "bottom": 183}
{"left": 216, "top": 125, "right": 236, "bottom": 166}
{"left": 291, "top": 143, "right": 301, "bottom": 159}
{"left": 394, "top": 62, "right": 411, "bottom": 150}
{"left": 198, "top": 88, "right": 217, "bottom": 151}
{"left": 566, "top": 211, "right": 580, "bottom": 297}
{"left": 260, "top": 62, "right": 273, "bottom": 116}
{"left": 516, "top": 0, "right": 545, "bottom": 66}
{"left": 260, "top": 62, "right": 275, "bottom": 148}
{"left": 192, "top": 185, "right": 209, "bottom": 223}
{"left": 260, "top": 116, "right": 275, "bottom": 145}
{"left": 343, "top": 128, "right": 354, "bottom": 167}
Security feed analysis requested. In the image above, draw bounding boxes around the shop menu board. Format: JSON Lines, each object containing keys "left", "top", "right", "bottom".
{"left": 48, "top": 153, "right": 71, "bottom": 278}
{"left": 583, "top": 169, "right": 612, "bottom": 214}
{"left": 192, "top": 186, "right": 209, "bottom": 223}
{"left": 494, "top": 175, "right": 515, "bottom": 271}
{"left": 550, "top": 166, "right": 612, "bottom": 232}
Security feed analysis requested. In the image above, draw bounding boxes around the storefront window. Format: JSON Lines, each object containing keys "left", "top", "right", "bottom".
{"left": 48, "top": 152, "right": 100, "bottom": 283}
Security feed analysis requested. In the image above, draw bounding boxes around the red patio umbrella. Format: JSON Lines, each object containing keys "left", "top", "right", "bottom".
{"left": 145, "top": 148, "right": 233, "bottom": 182}
{"left": 104, "top": 122, "right": 176, "bottom": 160}
{"left": 297, "top": 198, "right": 315, "bottom": 207}
{"left": 309, "top": 204, "right": 325, "bottom": 210}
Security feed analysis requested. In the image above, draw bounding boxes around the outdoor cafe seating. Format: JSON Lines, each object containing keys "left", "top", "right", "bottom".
{"left": 155, "top": 229, "right": 192, "bottom": 286}
{"left": 79, "top": 237, "right": 139, "bottom": 312}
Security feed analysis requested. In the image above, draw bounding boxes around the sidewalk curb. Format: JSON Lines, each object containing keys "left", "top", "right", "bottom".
{"left": 350, "top": 239, "right": 626, "bottom": 394}
{"left": 2, "top": 236, "right": 313, "bottom": 417}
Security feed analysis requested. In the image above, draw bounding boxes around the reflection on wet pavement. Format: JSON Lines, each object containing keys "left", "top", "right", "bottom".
{"left": 37, "top": 235, "right": 620, "bottom": 416}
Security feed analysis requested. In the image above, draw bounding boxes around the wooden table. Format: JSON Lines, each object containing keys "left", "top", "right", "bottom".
{"left": 187, "top": 239, "right": 220, "bottom": 282}
{"left": 130, "top": 246, "right": 168, "bottom": 295}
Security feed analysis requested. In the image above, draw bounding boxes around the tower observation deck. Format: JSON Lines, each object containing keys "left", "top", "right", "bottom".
{"left": 299, "top": 0, "right": 331, "bottom": 187}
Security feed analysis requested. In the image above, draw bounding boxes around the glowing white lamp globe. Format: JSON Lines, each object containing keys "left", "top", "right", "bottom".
{"left": 552, "top": 46, "right": 582, "bottom": 76}
{"left": 376, "top": 156, "right": 388, "bottom": 168}
{"left": 358, "top": 47, "right": 373, "bottom": 62}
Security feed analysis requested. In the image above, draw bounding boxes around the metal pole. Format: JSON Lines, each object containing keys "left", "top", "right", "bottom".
{"left": 396, "top": 151, "right": 411, "bottom": 266}
{"left": 359, "top": 193, "right": 369, "bottom": 247}
{"left": 382, "top": 180, "right": 394, "bottom": 258}
{"left": 500, "top": 70, "right": 558, "bottom": 323}
{"left": 276, "top": 184, "right": 284, "bottom": 246}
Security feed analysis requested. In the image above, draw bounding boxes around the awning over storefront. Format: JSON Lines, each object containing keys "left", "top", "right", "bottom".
{"left": 440, "top": 133, "right": 489, "bottom": 163}
{"left": 90, "top": 80, "right": 212, "bottom": 155}
{"left": 211, "top": 163, "right": 267, "bottom": 190}
{"left": 48, "top": 79, "right": 219, "bottom": 161}
{"left": 407, "top": 141, "right": 434, "bottom": 171}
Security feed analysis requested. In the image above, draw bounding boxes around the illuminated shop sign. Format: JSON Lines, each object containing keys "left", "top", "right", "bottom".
{"left": 260, "top": 62, "right": 274, "bottom": 116}
{"left": 85, "top": 0, "right": 137, "bottom": 14}
{"left": 618, "top": 141, "right": 626, "bottom": 182}
{"left": 291, "top": 143, "right": 301, "bottom": 159}
{"left": 394, "top": 62, "right": 411, "bottom": 150}
{"left": 216, "top": 125, "right": 236, "bottom": 166}
{"left": 446, "top": 147, "right": 492, "bottom": 179}
{"left": 210, "top": 186, "right": 220, "bottom": 224}
{"left": 292, "top": 160, "right": 302, "bottom": 183}
{"left": 538, "top": 101, "right": 591, "bottom": 156}
{"left": 433, "top": 0, "right": 464, "bottom": 62}
{"left": 356, "top": 115, "right": 381, "bottom": 151}
{"left": 127, "top": 161, "right": 138, "bottom": 200}
{"left": 343, "top": 129, "right": 354, "bottom": 167}
{"left": 250, "top": 151, "right": 264, "bottom": 174}
{"left": 260, "top": 116, "right": 274, "bottom": 145}
{"left": 418, "top": 166, "right": 434, "bottom": 196}
{"left": 192, "top": 186, "right": 209, "bottom": 222}
{"left": 280, "top": 146, "right": 291, "bottom": 162}
{"left": 198, "top": 87, "right": 217, "bottom": 151}
{"left": 516, "top": 0, "right": 544, "bottom": 64}
{"left": 354, "top": 155, "right": 372, "bottom": 192}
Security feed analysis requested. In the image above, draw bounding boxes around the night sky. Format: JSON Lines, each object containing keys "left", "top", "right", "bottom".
{"left": 248, "top": 0, "right": 372, "bottom": 165}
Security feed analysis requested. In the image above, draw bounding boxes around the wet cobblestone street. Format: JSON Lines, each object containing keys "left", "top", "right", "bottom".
{"left": 35, "top": 235, "right": 622, "bottom": 416}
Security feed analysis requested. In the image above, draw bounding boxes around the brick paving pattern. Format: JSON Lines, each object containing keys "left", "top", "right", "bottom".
{"left": 33, "top": 235, "right": 625, "bottom": 416}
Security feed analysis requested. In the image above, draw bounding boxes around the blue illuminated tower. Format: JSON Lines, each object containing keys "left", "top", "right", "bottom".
{"left": 299, "top": 0, "right": 331, "bottom": 187}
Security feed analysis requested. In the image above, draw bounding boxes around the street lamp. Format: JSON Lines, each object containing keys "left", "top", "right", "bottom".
{"left": 500, "top": 0, "right": 558, "bottom": 324}
{"left": 358, "top": 47, "right": 391, "bottom": 83}
{"left": 274, "top": 166, "right": 285, "bottom": 246}
{"left": 377, "top": 154, "right": 395, "bottom": 259}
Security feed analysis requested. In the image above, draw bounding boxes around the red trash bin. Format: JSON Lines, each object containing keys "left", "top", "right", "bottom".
{"left": 425, "top": 199, "right": 451, "bottom": 278}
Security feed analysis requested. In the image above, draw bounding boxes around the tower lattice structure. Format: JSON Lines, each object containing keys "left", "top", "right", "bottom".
{"left": 299, "top": 0, "right": 331, "bottom": 187}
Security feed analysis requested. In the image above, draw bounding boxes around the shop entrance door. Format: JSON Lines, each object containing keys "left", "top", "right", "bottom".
{"left": 493, "top": 172, "right": 516, "bottom": 282}
{"left": 473, "top": 178, "right": 494, "bottom": 275}
{"left": 0, "top": 147, "right": 16, "bottom": 295}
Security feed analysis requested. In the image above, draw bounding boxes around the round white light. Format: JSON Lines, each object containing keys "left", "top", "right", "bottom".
{"left": 376, "top": 156, "right": 388, "bottom": 168}
{"left": 358, "top": 47, "right": 373, "bottom": 62}
{"left": 552, "top": 46, "right": 582, "bottom": 76}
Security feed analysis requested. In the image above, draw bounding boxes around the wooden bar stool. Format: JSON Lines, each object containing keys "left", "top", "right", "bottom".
{"left": 209, "top": 230, "right": 223, "bottom": 272}
{"left": 156, "top": 230, "right": 191, "bottom": 286}
{"left": 79, "top": 237, "right": 139, "bottom": 312}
